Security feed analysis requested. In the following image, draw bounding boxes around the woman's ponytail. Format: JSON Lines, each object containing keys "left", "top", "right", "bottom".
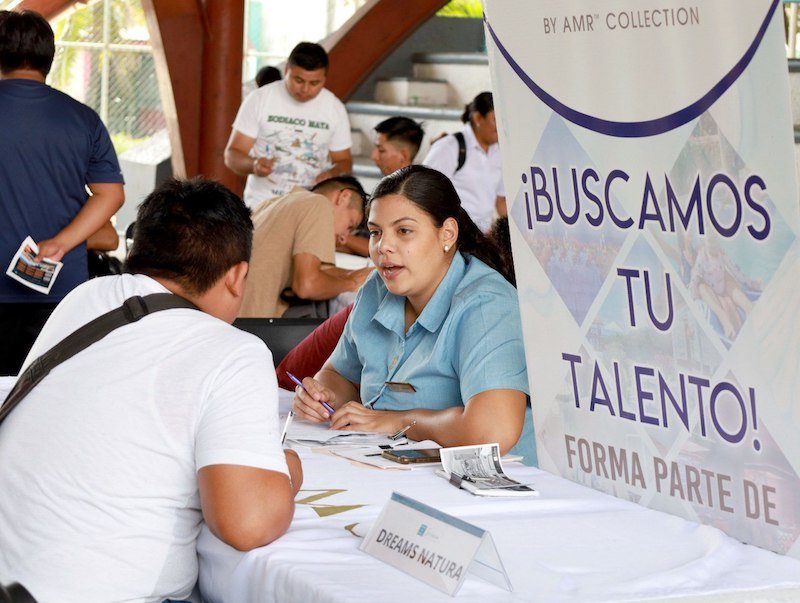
{"left": 455, "top": 207, "right": 513, "bottom": 284}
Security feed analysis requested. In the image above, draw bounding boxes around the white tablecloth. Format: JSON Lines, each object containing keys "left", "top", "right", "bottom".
{"left": 198, "top": 443, "right": 800, "bottom": 603}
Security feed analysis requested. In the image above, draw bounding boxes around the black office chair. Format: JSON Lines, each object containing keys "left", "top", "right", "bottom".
{"left": 0, "top": 583, "right": 37, "bottom": 603}
{"left": 233, "top": 317, "right": 325, "bottom": 366}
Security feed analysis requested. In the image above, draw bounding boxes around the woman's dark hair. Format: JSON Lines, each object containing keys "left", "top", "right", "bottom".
{"left": 0, "top": 10, "right": 55, "bottom": 76}
{"left": 489, "top": 216, "right": 515, "bottom": 287}
{"left": 124, "top": 178, "right": 253, "bottom": 296}
{"left": 370, "top": 165, "right": 512, "bottom": 283}
{"left": 461, "top": 91, "right": 494, "bottom": 124}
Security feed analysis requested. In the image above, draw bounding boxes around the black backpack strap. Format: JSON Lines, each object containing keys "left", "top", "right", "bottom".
{"left": 0, "top": 293, "right": 197, "bottom": 426}
{"left": 454, "top": 131, "right": 467, "bottom": 172}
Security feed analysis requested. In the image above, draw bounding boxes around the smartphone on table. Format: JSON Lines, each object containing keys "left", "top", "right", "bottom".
{"left": 381, "top": 448, "right": 441, "bottom": 464}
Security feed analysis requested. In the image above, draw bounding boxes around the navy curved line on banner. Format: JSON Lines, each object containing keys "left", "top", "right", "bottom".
{"left": 484, "top": 0, "right": 778, "bottom": 138}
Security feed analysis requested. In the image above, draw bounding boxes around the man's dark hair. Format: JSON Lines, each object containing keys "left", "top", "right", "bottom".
{"left": 0, "top": 10, "right": 56, "bottom": 76}
{"left": 255, "top": 65, "right": 281, "bottom": 87}
{"left": 375, "top": 116, "right": 425, "bottom": 160}
{"left": 287, "top": 42, "right": 329, "bottom": 72}
{"left": 124, "top": 178, "right": 253, "bottom": 296}
{"left": 312, "top": 175, "right": 367, "bottom": 214}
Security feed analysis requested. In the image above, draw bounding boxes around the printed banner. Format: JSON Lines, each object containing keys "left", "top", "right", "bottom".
{"left": 484, "top": 0, "right": 800, "bottom": 557}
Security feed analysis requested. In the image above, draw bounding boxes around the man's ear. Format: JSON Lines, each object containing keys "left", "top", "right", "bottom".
{"left": 399, "top": 146, "right": 412, "bottom": 166}
{"left": 225, "top": 261, "right": 249, "bottom": 298}
{"left": 334, "top": 188, "right": 349, "bottom": 207}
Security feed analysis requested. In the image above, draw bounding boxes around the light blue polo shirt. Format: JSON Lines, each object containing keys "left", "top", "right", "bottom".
{"left": 330, "top": 252, "right": 529, "bottom": 411}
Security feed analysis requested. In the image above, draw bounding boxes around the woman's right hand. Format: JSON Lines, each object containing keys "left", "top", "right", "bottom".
{"left": 292, "top": 377, "right": 336, "bottom": 423}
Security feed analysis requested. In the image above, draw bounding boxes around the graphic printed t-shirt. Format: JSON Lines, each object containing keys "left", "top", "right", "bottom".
{"left": 233, "top": 81, "right": 352, "bottom": 206}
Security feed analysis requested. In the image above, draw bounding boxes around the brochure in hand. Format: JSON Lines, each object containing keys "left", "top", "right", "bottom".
{"left": 5, "top": 236, "right": 62, "bottom": 295}
{"left": 437, "top": 443, "right": 538, "bottom": 497}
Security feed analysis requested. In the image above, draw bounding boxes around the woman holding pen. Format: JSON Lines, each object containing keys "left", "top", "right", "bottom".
{"left": 292, "top": 166, "right": 528, "bottom": 454}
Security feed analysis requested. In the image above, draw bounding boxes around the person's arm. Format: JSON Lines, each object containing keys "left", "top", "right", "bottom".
{"left": 328, "top": 389, "right": 526, "bottom": 455}
{"left": 337, "top": 232, "right": 370, "bottom": 257}
{"left": 495, "top": 195, "right": 507, "bottom": 218}
{"left": 36, "top": 182, "right": 124, "bottom": 261}
{"left": 224, "top": 129, "right": 274, "bottom": 178}
{"left": 198, "top": 450, "right": 302, "bottom": 551}
{"left": 291, "top": 253, "right": 370, "bottom": 300}
{"left": 315, "top": 148, "right": 353, "bottom": 183}
{"left": 86, "top": 220, "right": 119, "bottom": 252}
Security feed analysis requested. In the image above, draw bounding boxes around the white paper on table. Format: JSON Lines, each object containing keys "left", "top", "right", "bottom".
{"left": 285, "top": 415, "right": 406, "bottom": 447}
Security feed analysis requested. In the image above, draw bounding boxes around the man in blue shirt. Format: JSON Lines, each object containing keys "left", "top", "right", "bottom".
{"left": 0, "top": 10, "right": 124, "bottom": 375}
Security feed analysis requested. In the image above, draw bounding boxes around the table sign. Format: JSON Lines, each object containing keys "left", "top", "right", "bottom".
{"left": 360, "top": 492, "right": 512, "bottom": 596}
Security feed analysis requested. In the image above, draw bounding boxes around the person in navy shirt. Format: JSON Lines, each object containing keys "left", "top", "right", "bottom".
{"left": 0, "top": 10, "right": 124, "bottom": 375}
{"left": 292, "top": 166, "right": 528, "bottom": 454}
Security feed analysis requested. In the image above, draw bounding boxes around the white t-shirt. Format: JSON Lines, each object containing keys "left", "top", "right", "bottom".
{"left": 423, "top": 124, "right": 505, "bottom": 233}
{"left": 0, "top": 274, "right": 288, "bottom": 603}
{"left": 233, "top": 80, "right": 352, "bottom": 206}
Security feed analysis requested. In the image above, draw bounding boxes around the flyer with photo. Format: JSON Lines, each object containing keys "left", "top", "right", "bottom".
{"left": 5, "top": 236, "right": 62, "bottom": 295}
{"left": 437, "top": 443, "right": 537, "bottom": 497}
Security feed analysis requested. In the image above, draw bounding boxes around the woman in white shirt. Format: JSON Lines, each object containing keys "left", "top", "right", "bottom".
{"left": 423, "top": 91, "right": 505, "bottom": 233}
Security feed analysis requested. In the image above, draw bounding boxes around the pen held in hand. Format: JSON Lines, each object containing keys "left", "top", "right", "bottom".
{"left": 286, "top": 371, "right": 335, "bottom": 414}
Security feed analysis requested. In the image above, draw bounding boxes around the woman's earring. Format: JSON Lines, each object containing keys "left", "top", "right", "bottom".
{"left": 443, "top": 244, "right": 450, "bottom": 253}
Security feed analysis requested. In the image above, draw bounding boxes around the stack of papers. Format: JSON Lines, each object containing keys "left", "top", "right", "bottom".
{"left": 285, "top": 416, "right": 406, "bottom": 448}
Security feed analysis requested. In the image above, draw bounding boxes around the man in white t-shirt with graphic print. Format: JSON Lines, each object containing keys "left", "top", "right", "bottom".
{"left": 0, "top": 178, "right": 303, "bottom": 602}
{"left": 225, "top": 42, "right": 353, "bottom": 207}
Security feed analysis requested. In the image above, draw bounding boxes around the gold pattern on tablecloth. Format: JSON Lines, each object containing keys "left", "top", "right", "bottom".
{"left": 297, "top": 489, "right": 366, "bottom": 518}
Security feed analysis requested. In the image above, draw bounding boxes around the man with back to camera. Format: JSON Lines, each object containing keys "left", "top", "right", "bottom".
{"left": 239, "top": 175, "right": 372, "bottom": 318}
{"left": 0, "top": 9, "right": 125, "bottom": 376}
{"left": 338, "top": 116, "right": 426, "bottom": 256}
{"left": 0, "top": 178, "right": 303, "bottom": 602}
{"left": 225, "top": 41, "right": 353, "bottom": 207}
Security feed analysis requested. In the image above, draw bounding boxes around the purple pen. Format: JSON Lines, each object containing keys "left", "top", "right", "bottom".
{"left": 286, "top": 371, "right": 336, "bottom": 414}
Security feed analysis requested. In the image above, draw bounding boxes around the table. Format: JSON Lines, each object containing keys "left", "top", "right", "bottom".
{"left": 3, "top": 378, "right": 799, "bottom": 602}
{"left": 334, "top": 251, "right": 372, "bottom": 271}
{"left": 197, "top": 393, "right": 800, "bottom": 603}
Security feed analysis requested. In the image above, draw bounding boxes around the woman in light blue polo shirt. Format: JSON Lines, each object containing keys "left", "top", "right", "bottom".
{"left": 292, "top": 165, "right": 528, "bottom": 454}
